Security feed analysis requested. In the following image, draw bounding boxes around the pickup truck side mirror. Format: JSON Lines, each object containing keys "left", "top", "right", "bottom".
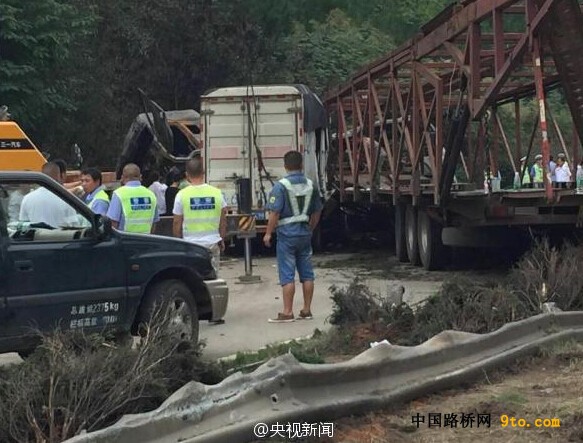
{"left": 95, "top": 215, "right": 113, "bottom": 239}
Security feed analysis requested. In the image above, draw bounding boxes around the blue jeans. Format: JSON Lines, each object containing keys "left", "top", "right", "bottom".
{"left": 276, "top": 234, "right": 314, "bottom": 286}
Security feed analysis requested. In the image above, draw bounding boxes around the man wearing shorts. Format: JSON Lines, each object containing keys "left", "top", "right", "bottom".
{"left": 263, "top": 151, "right": 323, "bottom": 323}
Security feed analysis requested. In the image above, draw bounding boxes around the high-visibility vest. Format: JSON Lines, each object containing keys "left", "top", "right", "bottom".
{"left": 277, "top": 177, "right": 314, "bottom": 226}
{"left": 88, "top": 188, "right": 110, "bottom": 212}
{"left": 522, "top": 166, "right": 531, "bottom": 184}
{"left": 114, "top": 185, "right": 156, "bottom": 233}
{"left": 533, "top": 163, "right": 544, "bottom": 183}
{"left": 179, "top": 184, "right": 223, "bottom": 237}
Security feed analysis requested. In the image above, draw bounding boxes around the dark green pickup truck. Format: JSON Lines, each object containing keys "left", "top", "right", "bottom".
{"left": 0, "top": 171, "right": 228, "bottom": 355}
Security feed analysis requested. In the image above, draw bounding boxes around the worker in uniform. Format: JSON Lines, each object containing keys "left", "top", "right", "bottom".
{"left": 532, "top": 154, "right": 544, "bottom": 188}
{"left": 172, "top": 157, "right": 227, "bottom": 273}
{"left": 519, "top": 156, "right": 532, "bottom": 188}
{"left": 80, "top": 167, "right": 110, "bottom": 216}
{"left": 106, "top": 163, "right": 159, "bottom": 233}
{"left": 263, "top": 150, "right": 323, "bottom": 323}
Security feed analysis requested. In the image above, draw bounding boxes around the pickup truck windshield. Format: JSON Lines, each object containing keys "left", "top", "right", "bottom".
{"left": 1, "top": 181, "right": 92, "bottom": 242}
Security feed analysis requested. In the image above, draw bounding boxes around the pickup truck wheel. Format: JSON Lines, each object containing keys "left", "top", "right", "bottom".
{"left": 138, "top": 279, "right": 199, "bottom": 344}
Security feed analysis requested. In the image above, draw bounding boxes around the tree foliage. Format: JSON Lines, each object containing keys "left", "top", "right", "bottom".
{"left": 279, "top": 10, "right": 394, "bottom": 93}
{"left": 0, "top": 0, "right": 94, "bottom": 133}
{"left": 3, "top": 0, "right": 573, "bottom": 170}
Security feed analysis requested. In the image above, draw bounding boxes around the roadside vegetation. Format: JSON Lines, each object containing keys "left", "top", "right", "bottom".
{"left": 329, "top": 239, "right": 583, "bottom": 347}
{"left": 0, "top": 307, "right": 223, "bottom": 443}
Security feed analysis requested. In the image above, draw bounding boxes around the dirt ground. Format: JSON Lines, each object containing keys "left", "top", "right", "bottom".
{"left": 331, "top": 342, "right": 583, "bottom": 443}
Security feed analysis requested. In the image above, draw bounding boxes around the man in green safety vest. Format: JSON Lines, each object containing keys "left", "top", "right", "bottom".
{"left": 532, "top": 154, "right": 544, "bottom": 188}
{"left": 172, "top": 157, "right": 227, "bottom": 274}
{"left": 520, "top": 156, "right": 532, "bottom": 188}
{"left": 106, "top": 163, "right": 159, "bottom": 233}
{"left": 263, "top": 151, "right": 323, "bottom": 323}
{"left": 81, "top": 167, "right": 110, "bottom": 216}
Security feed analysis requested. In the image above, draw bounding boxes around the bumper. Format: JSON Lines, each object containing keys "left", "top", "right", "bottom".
{"left": 204, "top": 278, "right": 229, "bottom": 321}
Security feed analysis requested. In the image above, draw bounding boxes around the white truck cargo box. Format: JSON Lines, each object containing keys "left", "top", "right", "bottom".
{"left": 200, "top": 85, "right": 327, "bottom": 223}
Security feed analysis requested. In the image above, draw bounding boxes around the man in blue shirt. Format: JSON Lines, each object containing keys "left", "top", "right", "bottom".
{"left": 81, "top": 167, "right": 110, "bottom": 217}
{"left": 263, "top": 151, "right": 323, "bottom": 323}
{"left": 106, "top": 163, "right": 160, "bottom": 233}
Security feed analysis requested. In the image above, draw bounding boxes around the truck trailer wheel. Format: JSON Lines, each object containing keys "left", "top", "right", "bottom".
{"left": 405, "top": 205, "right": 421, "bottom": 266}
{"left": 395, "top": 204, "right": 408, "bottom": 262}
{"left": 417, "top": 210, "right": 446, "bottom": 270}
{"left": 137, "top": 279, "right": 199, "bottom": 344}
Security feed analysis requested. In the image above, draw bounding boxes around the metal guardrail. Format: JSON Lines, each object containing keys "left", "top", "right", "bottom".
{"left": 65, "top": 312, "right": 583, "bottom": 443}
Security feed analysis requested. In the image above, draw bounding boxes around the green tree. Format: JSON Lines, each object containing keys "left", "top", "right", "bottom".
{"left": 277, "top": 9, "right": 394, "bottom": 94}
{"left": 0, "top": 0, "right": 95, "bottom": 136}
{"left": 330, "top": 0, "right": 454, "bottom": 43}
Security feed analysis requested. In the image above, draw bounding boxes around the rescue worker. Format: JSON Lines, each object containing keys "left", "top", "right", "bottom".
{"left": 106, "top": 163, "right": 159, "bottom": 233}
{"left": 263, "top": 150, "right": 323, "bottom": 323}
{"left": 80, "top": 167, "right": 110, "bottom": 216}
{"left": 519, "top": 156, "right": 532, "bottom": 188}
{"left": 172, "top": 157, "right": 227, "bottom": 273}
{"left": 532, "top": 154, "right": 544, "bottom": 188}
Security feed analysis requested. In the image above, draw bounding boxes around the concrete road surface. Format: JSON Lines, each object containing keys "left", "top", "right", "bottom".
{"left": 200, "top": 255, "right": 351, "bottom": 359}
{"left": 200, "top": 254, "right": 442, "bottom": 360}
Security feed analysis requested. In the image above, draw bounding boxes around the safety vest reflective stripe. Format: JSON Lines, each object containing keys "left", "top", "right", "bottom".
{"left": 114, "top": 185, "right": 156, "bottom": 233}
{"left": 183, "top": 217, "right": 221, "bottom": 224}
{"left": 279, "top": 216, "right": 308, "bottom": 226}
{"left": 533, "top": 164, "right": 544, "bottom": 183}
{"left": 125, "top": 218, "right": 154, "bottom": 223}
{"left": 180, "top": 184, "right": 223, "bottom": 236}
{"left": 277, "top": 177, "right": 313, "bottom": 226}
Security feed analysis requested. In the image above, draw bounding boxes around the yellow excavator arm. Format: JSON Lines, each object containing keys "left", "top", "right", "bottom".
{"left": 0, "top": 121, "right": 47, "bottom": 171}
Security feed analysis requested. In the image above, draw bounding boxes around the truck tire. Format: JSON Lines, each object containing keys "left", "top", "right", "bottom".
{"left": 405, "top": 205, "right": 421, "bottom": 266}
{"left": 137, "top": 279, "right": 199, "bottom": 344}
{"left": 395, "top": 204, "right": 408, "bottom": 262}
{"left": 417, "top": 210, "right": 446, "bottom": 270}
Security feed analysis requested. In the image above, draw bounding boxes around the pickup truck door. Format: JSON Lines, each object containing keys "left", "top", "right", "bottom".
{"left": 0, "top": 178, "right": 127, "bottom": 337}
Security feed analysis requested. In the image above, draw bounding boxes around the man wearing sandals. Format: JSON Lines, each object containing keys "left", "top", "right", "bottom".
{"left": 263, "top": 151, "right": 322, "bottom": 323}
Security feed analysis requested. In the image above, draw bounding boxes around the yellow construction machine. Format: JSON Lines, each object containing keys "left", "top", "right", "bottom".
{"left": 0, "top": 117, "right": 47, "bottom": 171}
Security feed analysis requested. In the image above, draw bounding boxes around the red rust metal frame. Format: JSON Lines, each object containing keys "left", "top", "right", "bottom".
{"left": 325, "top": 0, "right": 580, "bottom": 204}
